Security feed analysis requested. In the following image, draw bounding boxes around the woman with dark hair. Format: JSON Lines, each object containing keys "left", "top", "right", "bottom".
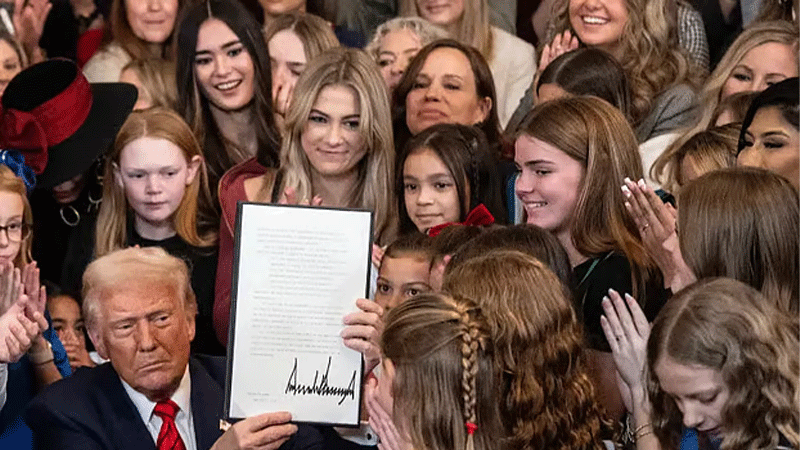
{"left": 175, "top": 0, "right": 281, "bottom": 199}
{"left": 505, "top": 47, "right": 631, "bottom": 134}
{"left": 392, "top": 39, "right": 502, "bottom": 155}
{"left": 737, "top": 77, "right": 799, "bottom": 189}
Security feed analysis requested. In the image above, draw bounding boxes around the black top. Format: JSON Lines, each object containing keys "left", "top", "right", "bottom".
{"left": 574, "top": 252, "right": 668, "bottom": 352}
{"left": 60, "top": 213, "right": 224, "bottom": 355}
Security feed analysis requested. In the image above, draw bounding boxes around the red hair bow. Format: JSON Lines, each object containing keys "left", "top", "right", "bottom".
{"left": 427, "top": 204, "right": 495, "bottom": 237}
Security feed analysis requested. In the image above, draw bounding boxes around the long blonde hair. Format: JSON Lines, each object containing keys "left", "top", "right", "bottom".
{"left": 96, "top": 108, "right": 217, "bottom": 257}
{"left": 551, "top": 0, "right": 700, "bottom": 125}
{"left": 260, "top": 47, "right": 396, "bottom": 244}
{"left": 647, "top": 278, "right": 799, "bottom": 450}
{"left": 657, "top": 20, "right": 799, "bottom": 173}
{"left": 381, "top": 292, "right": 502, "bottom": 450}
{"left": 399, "top": 0, "right": 494, "bottom": 61}
{"left": 0, "top": 165, "right": 32, "bottom": 268}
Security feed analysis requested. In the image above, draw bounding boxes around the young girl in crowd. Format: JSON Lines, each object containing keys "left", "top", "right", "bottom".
{"left": 737, "top": 77, "right": 799, "bottom": 189}
{"left": 118, "top": 58, "right": 178, "bottom": 111}
{"left": 365, "top": 17, "right": 448, "bottom": 94}
{"left": 444, "top": 250, "right": 608, "bottom": 450}
{"left": 397, "top": 123, "right": 507, "bottom": 236}
{"left": 370, "top": 292, "right": 503, "bottom": 450}
{"left": 0, "top": 165, "right": 70, "bottom": 443}
{"left": 648, "top": 278, "right": 798, "bottom": 450}
{"left": 506, "top": 47, "right": 631, "bottom": 143}
{"left": 263, "top": 12, "right": 340, "bottom": 131}
{"left": 176, "top": 0, "right": 282, "bottom": 194}
{"left": 624, "top": 167, "right": 799, "bottom": 314}
{"left": 214, "top": 47, "right": 396, "bottom": 344}
{"left": 92, "top": 108, "right": 221, "bottom": 354}
{"left": 515, "top": 96, "right": 665, "bottom": 419}
{"left": 46, "top": 289, "right": 95, "bottom": 371}
{"left": 399, "top": 0, "right": 535, "bottom": 128}
{"left": 374, "top": 233, "right": 433, "bottom": 313}
{"left": 84, "top": 0, "right": 182, "bottom": 82}
{"left": 546, "top": 0, "right": 700, "bottom": 142}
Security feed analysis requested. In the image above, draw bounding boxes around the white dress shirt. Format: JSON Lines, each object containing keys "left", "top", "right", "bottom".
{"left": 120, "top": 366, "right": 198, "bottom": 450}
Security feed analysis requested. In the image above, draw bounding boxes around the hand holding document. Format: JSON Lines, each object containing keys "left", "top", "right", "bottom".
{"left": 226, "top": 203, "right": 373, "bottom": 426}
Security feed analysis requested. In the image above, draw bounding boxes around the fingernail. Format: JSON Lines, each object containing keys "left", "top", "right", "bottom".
{"left": 624, "top": 177, "right": 632, "bottom": 185}
{"left": 624, "top": 201, "right": 631, "bottom": 209}
{"left": 638, "top": 178, "right": 646, "bottom": 188}
{"left": 608, "top": 288, "right": 616, "bottom": 296}
{"left": 625, "top": 293, "right": 635, "bottom": 302}
{"left": 602, "top": 296, "right": 610, "bottom": 305}
{"left": 621, "top": 185, "right": 631, "bottom": 197}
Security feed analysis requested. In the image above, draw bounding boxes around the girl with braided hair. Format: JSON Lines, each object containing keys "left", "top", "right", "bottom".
{"left": 444, "top": 249, "right": 608, "bottom": 450}
{"left": 370, "top": 292, "right": 502, "bottom": 450}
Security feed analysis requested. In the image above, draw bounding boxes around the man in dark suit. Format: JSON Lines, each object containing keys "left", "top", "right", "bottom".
{"left": 25, "top": 247, "right": 315, "bottom": 450}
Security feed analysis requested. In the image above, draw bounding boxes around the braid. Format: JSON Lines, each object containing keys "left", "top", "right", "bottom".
{"left": 457, "top": 301, "right": 480, "bottom": 450}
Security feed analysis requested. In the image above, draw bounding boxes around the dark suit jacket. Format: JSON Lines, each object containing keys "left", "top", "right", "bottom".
{"left": 24, "top": 355, "right": 322, "bottom": 450}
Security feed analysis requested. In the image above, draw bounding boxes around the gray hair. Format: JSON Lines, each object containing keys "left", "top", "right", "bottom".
{"left": 366, "top": 17, "right": 449, "bottom": 60}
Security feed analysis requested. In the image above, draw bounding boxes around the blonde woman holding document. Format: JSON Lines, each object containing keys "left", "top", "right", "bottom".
{"left": 213, "top": 46, "right": 396, "bottom": 346}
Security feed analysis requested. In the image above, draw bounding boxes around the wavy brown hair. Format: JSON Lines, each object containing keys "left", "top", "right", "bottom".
{"left": 443, "top": 250, "right": 607, "bottom": 450}
{"left": 550, "top": 0, "right": 700, "bottom": 126}
{"left": 381, "top": 293, "right": 502, "bottom": 450}
{"left": 647, "top": 278, "right": 799, "bottom": 450}
{"left": 677, "top": 167, "right": 799, "bottom": 313}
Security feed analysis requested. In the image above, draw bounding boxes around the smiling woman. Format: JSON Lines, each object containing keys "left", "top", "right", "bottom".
{"left": 176, "top": 0, "right": 281, "bottom": 201}
{"left": 212, "top": 47, "right": 397, "bottom": 344}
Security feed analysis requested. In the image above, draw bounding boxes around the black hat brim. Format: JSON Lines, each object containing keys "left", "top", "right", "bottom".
{"left": 36, "top": 82, "right": 137, "bottom": 189}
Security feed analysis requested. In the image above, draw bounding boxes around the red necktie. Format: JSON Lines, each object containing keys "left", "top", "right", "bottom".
{"left": 153, "top": 399, "right": 187, "bottom": 450}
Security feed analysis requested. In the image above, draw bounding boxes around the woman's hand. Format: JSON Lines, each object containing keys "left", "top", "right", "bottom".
{"left": 622, "top": 177, "right": 695, "bottom": 291}
{"left": 0, "top": 299, "right": 47, "bottom": 363}
{"left": 21, "top": 261, "right": 46, "bottom": 316}
{"left": 600, "top": 289, "right": 649, "bottom": 407}
{"left": 371, "top": 244, "right": 386, "bottom": 270}
{"left": 533, "top": 30, "right": 579, "bottom": 102}
{"left": 342, "top": 298, "right": 383, "bottom": 374}
{"left": 0, "top": 262, "right": 21, "bottom": 315}
{"left": 365, "top": 375, "right": 410, "bottom": 450}
{"left": 12, "top": 0, "right": 51, "bottom": 61}
{"left": 278, "top": 187, "right": 322, "bottom": 206}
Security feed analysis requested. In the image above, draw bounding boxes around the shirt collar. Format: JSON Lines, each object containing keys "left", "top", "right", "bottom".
{"left": 120, "top": 365, "right": 192, "bottom": 425}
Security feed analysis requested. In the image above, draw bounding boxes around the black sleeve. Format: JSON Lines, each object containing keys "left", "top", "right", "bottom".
{"left": 575, "top": 254, "right": 634, "bottom": 352}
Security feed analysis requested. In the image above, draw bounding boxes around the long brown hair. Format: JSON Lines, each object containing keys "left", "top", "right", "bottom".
{"left": 647, "top": 278, "right": 799, "bottom": 450}
{"left": 381, "top": 292, "right": 502, "bottom": 450}
{"left": 105, "top": 0, "right": 181, "bottom": 60}
{"left": 96, "top": 108, "right": 217, "bottom": 257}
{"left": 677, "top": 167, "right": 799, "bottom": 313}
{"left": 517, "top": 96, "right": 654, "bottom": 297}
{"left": 444, "top": 250, "right": 607, "bottom": 450}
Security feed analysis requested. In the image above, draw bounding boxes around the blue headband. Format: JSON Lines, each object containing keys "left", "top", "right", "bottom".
{"left": 0, "top": 149, "right": 37, "bottom": 193}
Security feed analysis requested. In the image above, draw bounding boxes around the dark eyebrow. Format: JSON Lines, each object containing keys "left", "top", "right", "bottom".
{"left": 195, "top": 40, "right": 242, "bottom": 56}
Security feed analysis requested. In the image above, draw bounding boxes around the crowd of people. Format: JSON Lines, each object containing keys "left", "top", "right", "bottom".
{"left": 0, "top": 0, "right": 797, "bottom": 449}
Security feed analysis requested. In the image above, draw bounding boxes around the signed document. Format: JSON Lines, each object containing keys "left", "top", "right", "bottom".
{"left": 225, "top": 203, "right": 372, "bottom": 426}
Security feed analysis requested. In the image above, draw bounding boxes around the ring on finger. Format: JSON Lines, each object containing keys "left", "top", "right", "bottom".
{"left": 641, "top": 223, "right": 650, "bottom": 231}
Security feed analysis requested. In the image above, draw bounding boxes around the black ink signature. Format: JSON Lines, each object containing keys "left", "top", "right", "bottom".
{"left": 285, "top": 357, "right": 357, "bottom": 405}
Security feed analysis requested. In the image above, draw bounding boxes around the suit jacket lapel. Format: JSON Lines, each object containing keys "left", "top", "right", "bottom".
{"left": 190, "top": 358, "right": 225, "bottom": 450}
{"left": 98, "top": 364, "right": 156, "bottom": 450}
